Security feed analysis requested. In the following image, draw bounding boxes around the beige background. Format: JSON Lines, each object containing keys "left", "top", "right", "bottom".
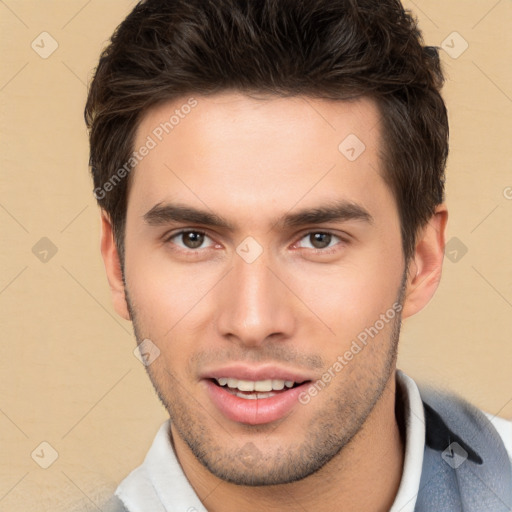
{"left": 0, "top": 1, "right": 511, "bottom": 510}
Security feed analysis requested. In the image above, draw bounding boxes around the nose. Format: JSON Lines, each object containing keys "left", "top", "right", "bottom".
{"left": 215, "top": 248, "right": 296, "bottom": 348}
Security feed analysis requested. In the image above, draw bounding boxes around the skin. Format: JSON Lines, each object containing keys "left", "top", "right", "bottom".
{"left": 100, "top": 92, "right": 447, "bottom": 512}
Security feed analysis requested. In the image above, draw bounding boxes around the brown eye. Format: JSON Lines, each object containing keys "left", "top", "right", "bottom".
{"left": 167, "top": 230, "right": 213, "bottom": 250}
{"left": 297, "top": 232, "right": 342, "bottom": 251}
{"left": 309, "top": 233, "right": 332, "bottom": 249}
{"left": 182, "top": 231, "right": 205, "bottom": 249}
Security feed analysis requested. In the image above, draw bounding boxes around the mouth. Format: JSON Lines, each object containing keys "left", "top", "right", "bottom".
{"left": 203, "top": 372, "right": 313, "bottom": 425}
{"left": 209, "top": 377, "right": 305, "bottom": 400}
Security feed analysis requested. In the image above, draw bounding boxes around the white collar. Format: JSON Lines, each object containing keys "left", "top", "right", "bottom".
{"left": 116, "top": 369, "right": 426, "bottom": 512}
{"left": 389, "top": 369, "right": 426, "bottom": 512}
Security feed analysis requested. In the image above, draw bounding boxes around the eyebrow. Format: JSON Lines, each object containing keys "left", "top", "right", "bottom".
{"left": 143, "top": 199, "right": 373, "bottom": 231}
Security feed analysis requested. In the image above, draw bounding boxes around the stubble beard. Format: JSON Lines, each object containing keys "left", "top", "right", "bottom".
{"left": 123, "top": 272, "right": 406, "bottom": 486}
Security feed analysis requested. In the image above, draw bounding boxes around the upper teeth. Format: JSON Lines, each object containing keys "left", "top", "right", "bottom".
{"left": 215, "top": 378, "right": 296, "bottom": 392}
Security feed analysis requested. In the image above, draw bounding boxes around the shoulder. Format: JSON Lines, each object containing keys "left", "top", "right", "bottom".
{"left": 416, "top": 379, "right": 512, "bottom": 466}
{"left": 483, "top": 411, "right": 512, "bottom": 460}
{"left": 409, "top": 378, "right": 512, "bottom": 511}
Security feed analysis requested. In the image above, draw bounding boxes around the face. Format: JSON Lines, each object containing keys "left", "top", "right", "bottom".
{"left": 120, "top": 93, "right": 408, "bottom": 485}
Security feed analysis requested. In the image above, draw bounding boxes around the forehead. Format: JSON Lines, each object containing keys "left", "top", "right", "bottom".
{"left": 128, "top": 92, "right": 393, "bottom": 226}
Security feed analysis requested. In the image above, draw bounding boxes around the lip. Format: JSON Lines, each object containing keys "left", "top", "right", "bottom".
{"left": 203, "top": 379, "right": 311, "bottom": 425}
{"left": 201, "top": 364, "right": 314, "bottom": 426}
{"left": 201, "top": 364, "right": 315, "bottom": 383}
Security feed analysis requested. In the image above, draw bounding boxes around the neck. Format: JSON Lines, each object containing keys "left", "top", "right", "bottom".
{"left": 172, "top": 371, "right": 405, "bottom": 512}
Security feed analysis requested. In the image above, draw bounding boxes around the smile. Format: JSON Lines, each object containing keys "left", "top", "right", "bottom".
{"left": 214, "top": 377, "right": 300, "bottom": 399}
{"left": 204, "top": 376, "right": 311, "bottom": 425}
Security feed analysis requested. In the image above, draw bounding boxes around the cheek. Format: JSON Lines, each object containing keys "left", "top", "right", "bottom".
{"left": 291, "top": 253, "right": 403, "bottom": 340}
{"left": 125, "top": 250, "right": 221, "bottom": 344}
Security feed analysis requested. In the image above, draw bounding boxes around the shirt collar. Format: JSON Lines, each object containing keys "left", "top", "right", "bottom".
{"left": 390, "top": 369, "right": 426, "bottom": 512}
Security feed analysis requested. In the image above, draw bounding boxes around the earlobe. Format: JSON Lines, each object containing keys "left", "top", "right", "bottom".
{"left": 99, "top": 211, "right": 131, "bottom": 321}
{"left": 401, "top": 205, "right": 448, "bottom": 319}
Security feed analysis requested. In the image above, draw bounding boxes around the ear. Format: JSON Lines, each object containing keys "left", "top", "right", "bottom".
{"left": 401, "top": 204, "right": 448, "bottom": 319}
{"left": 99, "top": 210, "right": 131, "bottom": 321}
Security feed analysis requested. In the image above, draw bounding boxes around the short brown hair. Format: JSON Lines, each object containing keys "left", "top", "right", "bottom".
{"left": 85, "top": 0, "right": 449, "bottom": 264}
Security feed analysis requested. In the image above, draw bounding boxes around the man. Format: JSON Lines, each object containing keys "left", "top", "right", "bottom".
{"left": 84, "top": 0, "right": 512, "bottom": 510}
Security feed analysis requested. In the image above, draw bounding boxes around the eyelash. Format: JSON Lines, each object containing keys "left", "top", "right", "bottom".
{"left": 163, "top": 229, "right": 348, "bottom": 256}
